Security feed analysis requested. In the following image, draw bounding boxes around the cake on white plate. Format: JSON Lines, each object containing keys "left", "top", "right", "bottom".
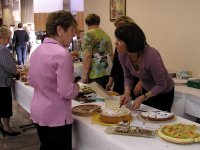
{"left": 100, "top": 107, "right": 132, "bottom": 124}
{"left": 140, "top": 111, "right": 174, "bottom": 121}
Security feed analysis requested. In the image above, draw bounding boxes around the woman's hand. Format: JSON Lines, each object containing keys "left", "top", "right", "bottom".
{"left": 74, "top": 83, "right": 80, "bottom": 91}
{"left": 133, "top": 81, "right": 142, "bottom": 96}
{"left": 106, "top": 77, "right": 113, "bottom": 91}
{"left": 16, "top": 65, "right": 21, "bottom": 74}
{"left": 120, "top": 94, "right": 130, "bottom": 106}
{"left": 16, "top": 65, "right": 20, "bottom": 69}
{"left": 81, "top": 74, "right": 88, "bottom": 83}
{"left": 130, "top": 95, "right": 144, "bottom": 111}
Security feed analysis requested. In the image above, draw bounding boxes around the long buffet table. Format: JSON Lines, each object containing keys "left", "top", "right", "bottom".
{"left": 14, "top": 80, "right": 200, "bottom": 150}
{"left": 14, "top": 80, "right": 200, "bottom": 120}
{"left": 171, "top": 84, "right": 200, "bottom": 120}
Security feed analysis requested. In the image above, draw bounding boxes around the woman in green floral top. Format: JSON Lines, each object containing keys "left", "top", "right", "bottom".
{"left": 81, "top": 13, "right": 113, "bottom": 88}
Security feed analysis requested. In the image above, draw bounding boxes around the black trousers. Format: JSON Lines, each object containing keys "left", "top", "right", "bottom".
{"left": 0, "top": 87, "right": 12, "bottom": 118}
{"left": 35, "top": 123, "right": 72, "bottom": 150}
{"left": 142, "top": 87, "right": 174, "bottom": 112}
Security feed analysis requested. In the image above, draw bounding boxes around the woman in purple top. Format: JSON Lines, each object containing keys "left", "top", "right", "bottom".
{"left": 116, "top": 23, "right": 174, "bottom": 112}
{"left": 28, "top": 10, "right": 79, "bottom": 150}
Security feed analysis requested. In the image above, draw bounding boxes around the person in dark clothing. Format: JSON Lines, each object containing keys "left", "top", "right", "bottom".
{"left": 106, "top": 50, "right": 124, "bottom": 94}
{"left": 41, "top": 32, "right": 47, "bottom": 43}
{"left": 106, "top": 16, "right": 139, "bottom": 99}
{"left": 13, "top": 23, "right": 29, "bottom": 65}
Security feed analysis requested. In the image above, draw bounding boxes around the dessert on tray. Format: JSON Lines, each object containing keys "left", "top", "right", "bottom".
{"left": 79, "top": 85, "right": 95, "bottom": 94}
{"left": 100, "top": 107, "right": 132, "bottom": 124}
{"left": 72, "top": 104, "right": 102, "bottom": 117}
{"left": 115, "top": 121, "right": 130, "bottom": 133}
{"left": 158, "top": 123, "right": 200, "bottom": 144}
{"left": 140, "top": 111, "right": 174, "bottom": 121}
{"left": 107, "top": 91, "right": 119, "bottom": 96}
{"left": 105, "top": 121, "right": 156, "bottom": 137}
{"left": 75, "top": 93, "right": 96, "bottom": 103}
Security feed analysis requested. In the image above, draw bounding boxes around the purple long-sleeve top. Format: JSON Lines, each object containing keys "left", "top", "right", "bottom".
{"left": 28, "top": 37, "right": 79, "bottom": 127}
{"left": 118, "top": 45, "right": 174, "bottom": 96}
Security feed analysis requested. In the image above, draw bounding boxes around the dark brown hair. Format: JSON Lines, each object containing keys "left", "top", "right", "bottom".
{"left": 46, "top": 10, "right": 77, "bottom": 37}
{"left": 115, "top": 23, "right": 147, "bottom": 53}
{"left": 18, "top": 23, "right": 23, "bottom": 28}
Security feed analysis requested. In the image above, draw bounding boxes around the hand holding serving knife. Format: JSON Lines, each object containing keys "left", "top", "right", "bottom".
{"left": 119, "top": 95, "right": 132, "bottom": 109}
{"left": 120, "top": 94, "right": 144, "bottom": 111}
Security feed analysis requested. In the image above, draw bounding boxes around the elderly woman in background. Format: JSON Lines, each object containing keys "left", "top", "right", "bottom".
{"left": 0, "top": 26, "right": 20, "bottom": 137}
{"left": 28, "top": 10, "right": 79, "bottom": 150}
{"left": 117, "top": 23, "right": 174, "bottom": 112}
{"left": 81, "top": 13, "right": 113, "bottom": 88}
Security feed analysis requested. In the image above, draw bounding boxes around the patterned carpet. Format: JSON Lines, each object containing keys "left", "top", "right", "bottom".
{"left": 0, "top": 101, "right": 40, "bottom": 150}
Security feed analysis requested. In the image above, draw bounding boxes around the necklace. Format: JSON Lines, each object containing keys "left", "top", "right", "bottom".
{"left": 129, "top": 53, "right": 140, "bottom": 71}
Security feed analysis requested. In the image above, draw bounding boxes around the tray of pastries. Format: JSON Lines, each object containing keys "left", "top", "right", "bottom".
{"left": 72, "top": 104, "right": 102, "bottom": 117}
{"left": 74, "top": 93, "right": 96, "bottom": 103}
{"left": 105, "top": 121, "right": 156, "bottom": 138}
{"left": 79, "top": 85, "right": 95, "bottom": 94}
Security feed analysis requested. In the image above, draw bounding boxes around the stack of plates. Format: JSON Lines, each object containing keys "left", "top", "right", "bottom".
{"left": 173, "top": 78, "right": 187, "bottom": 85}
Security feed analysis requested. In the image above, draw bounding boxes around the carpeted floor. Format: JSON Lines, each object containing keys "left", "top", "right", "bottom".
{"left": 0, "top": 101, "right": 40, "bottom": 150}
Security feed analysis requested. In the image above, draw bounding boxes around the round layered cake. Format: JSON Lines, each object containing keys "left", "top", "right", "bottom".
{"left": 140, "top": 111, "right": 174, "bottom": 121}
{"left": 100, "top": 108, "right": 132, "bottom": 124}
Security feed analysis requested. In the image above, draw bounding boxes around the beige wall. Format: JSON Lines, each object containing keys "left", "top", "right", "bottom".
{"left": 2, "top": 0, "right": 20, "bottom": 26}
{"left": 84, "top": 0, "right": 200, "bottom": 77}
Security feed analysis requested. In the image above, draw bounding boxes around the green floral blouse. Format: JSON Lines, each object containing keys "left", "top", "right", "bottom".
{"left": 81, "top": 28, "right": 113, "bottom": 79}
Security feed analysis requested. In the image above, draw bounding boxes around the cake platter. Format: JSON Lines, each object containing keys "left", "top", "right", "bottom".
{"left": 72, "top": 104, "right": 102, "bottom": 117}
{"left": 158, "top": 123, "right": 200, "bottom": 144}
{"left": 105, "top": 125, "right": 156, "bottom": 138}
{"left": 99, "top": 108, "right": 133, "bottom": 124}
{"left": 91, "top": 114, "right": 117, "bottom": 126}
{"left": 78, "top": 83, "right": 95, "bottom": 94}
{"left": 136, "top": 111, "right": 176, "bottom": 123}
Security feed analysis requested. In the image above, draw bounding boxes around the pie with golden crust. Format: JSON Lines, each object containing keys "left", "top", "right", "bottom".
{"left": 72, "top": 104, "right": 102, "bottom": 117}
{"left": 158, "top": 123, "right": 200, "bottom": 144}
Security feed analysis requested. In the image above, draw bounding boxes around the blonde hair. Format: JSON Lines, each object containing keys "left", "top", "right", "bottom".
{"left": 114, "top": 16, "right": 135, "bottom": 27}
{"left": 0, "top": 26, "right": 11, "bottom": 39}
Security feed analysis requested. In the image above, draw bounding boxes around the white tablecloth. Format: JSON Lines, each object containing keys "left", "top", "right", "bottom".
{"left": 14, "top": 81, "right": 33, "bottom": 112}
{"left": 74, "top": 62, "right": 83, "bottom": 77}
{"left": 72, "top": 102, "right": 200, "bottom": 150}
{"left": 14, "top": 81, "right": 200, "bottom": 150}
{"left": 171, "top": 85, "right": 200, "bottom": 120}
